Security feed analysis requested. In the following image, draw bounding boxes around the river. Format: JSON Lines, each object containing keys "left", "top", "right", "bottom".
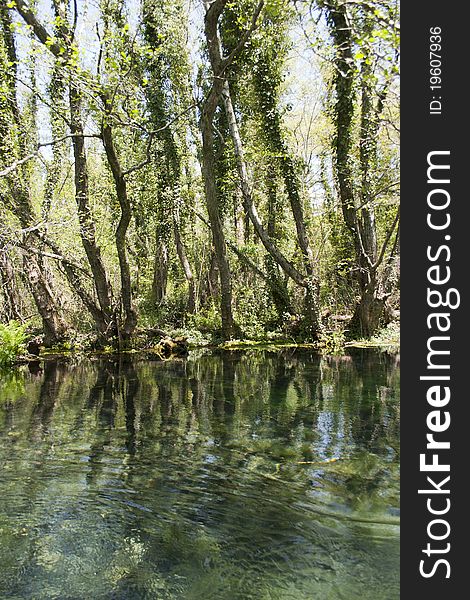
{"left": 0, "top": 348, "right": 399, "bottom": 599}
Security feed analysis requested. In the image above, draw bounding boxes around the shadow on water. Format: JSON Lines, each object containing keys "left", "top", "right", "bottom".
{"left": 0, "top": 349, "right": 399, "bottom": 599}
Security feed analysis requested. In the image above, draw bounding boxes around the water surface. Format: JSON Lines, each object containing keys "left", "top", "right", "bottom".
{"left": 0, "top": 349, "right": 399, "bottom": 599}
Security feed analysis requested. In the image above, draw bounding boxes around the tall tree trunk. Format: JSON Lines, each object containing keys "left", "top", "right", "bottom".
{"left": 173, "top": 215, "right": 196, "bottom": 314}
{"left": 382, "top": 225, "right": 400, "bottom": 296}
{"left": 326, "top": 0, "right": 397, "bottom": 337}
{"left": 221, "top": 82, "right": 305, "bottom": 287}
{"left": 69, "top": 86, "right": 113, "bottom": 330}
{"left": 199, "top": 0, "right": 236, "bottom": 339}
{"left": 279, "top": 150, "right": 320, "bottom": 334}
{"left": 152, "top": 227, "right": 169, "bottom": 306}
{"left": 1, "top": 5, "right": 67, "bottom": 344}
{"left": 45, "top": 55, "right": 111, "bottom": 339}
{"left": 101, "top": 120, "right": 138, "bottom": 340}
{"left": 200, "top": 110, "right": 235, "bottom": 338}
{"left": 221, "top": 82, "right": 321, "bottom": 336}
{"left": 248, "top": 30, "right": 321, "bottom": 334}
{"left": 202, "top": 0, "right": 320, "bottom": 338}
{"left": 14, "top": 0, "right": 114, "bottom": 338}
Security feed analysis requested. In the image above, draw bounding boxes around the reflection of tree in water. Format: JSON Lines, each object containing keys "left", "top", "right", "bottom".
{"left": 0, "top": 351, "right": 400, "bottom": 599}
{"left": 101, "top": 354, "right": 341, "bottom": 596}
{"left": 319, "top": 350, "right": 400, "bottom": 512}
{"left": 84, "top": 359, "right": 140, "bottom": 486}
{"left": 321, "top": 350, "right": 400, "bottom": 452}
{"left": 30, "top": 361, "right": 66, "bottom": 436}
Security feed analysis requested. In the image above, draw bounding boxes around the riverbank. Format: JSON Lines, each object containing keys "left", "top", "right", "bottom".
{"left": 3, "top": 319, "right": 399, "bottom": 370}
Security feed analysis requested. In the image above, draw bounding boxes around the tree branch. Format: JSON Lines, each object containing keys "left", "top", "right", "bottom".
{"left": 122, "top": 104, "right": 197, "bottom": 177}
{"left": 220, "top": 1, "right": 265, "bottom": 74}
{"left": 0, "top": 134, "right": 101, "bottom": 178}
{"left": 13, "top": 0, "right": 62, "bottom": 56}
{"left": 189, "top": 206, "right": 270, "bottom": 282}
{"left": 373, "top": 208, "right": 400, "bottom": 271}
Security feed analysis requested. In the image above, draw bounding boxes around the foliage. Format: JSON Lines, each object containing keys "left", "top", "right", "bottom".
{"left": 0, "top": 320, "right": 27, "bottom": 366}
{"left": 189, "top": 302, "right": 222, "bottom": 336}
{"left": 369, "top": 320, "right": 400, "bottom": 348}
{"left": 0, "top": 368, "right": 26, "bottom": 404}
{"left": 0, "top": 0, "right": 400, "bottom": 346}
{"left": 318, "top": 329, "right": 346, "bottom": 355}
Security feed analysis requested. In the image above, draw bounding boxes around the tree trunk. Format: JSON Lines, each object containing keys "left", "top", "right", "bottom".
{"left": 326, "top": 0, "right": 393, "bottom": 338}
{"left": 279, "top": 151, "right": 321, "bottom": 335}
{"left": 198, "top": 2, "right": 235, "bottom": 338}
{"left": 221, "top": 82, "right": 321, "bottom": 337}
{"left": 220, "top": 84, "right": 303, "bottom": 288}
{"left": 43, "top": 59, "right": 66, "bottom": 223}
{"left": 264, "top": 256, "right": 293, "bottom": 320}
{"left": 14, "top": 0, "right": 114, "bottom": 337}
{"left": 0, "top": 4, "right": 67, "bottom": 345}
{"left": 69, "top": 86, "right": 114, "bottom": 331}
{"left": 152, "top": 230, "right": 169, "bottom": 306}
{"left": 173, "top": 216, "right": 196, "bottom": 314}
{"left": 0, "top": 248, "right": 23, "bottom": 322}
{"left": 252, "top": 47, "right": 321, "bottom": 334}
{"left": 14, "top": 195, "right": 68, "bottom": 345}
{"left": 200, "top": 110, "right": 235, "bottom": 338}
{"left": 22, "top": 237, "right": 67, "bottom": 345}
{"left": 39, "top": 234, "right": 110, "bottom": 336}
{"left": 101, "top": 121, "right": 138, "bottom": 340}
{"left": 349, "top": 280, "right": 386, "bottom": 338}
{"left": 5, "top": 196, "right": 70, "bottom": 344}
{"left": 265, "top": 174, "right": 293, "bottom": 320}
{"left": 206, "top": 252, "right": 220, "bottom": 303}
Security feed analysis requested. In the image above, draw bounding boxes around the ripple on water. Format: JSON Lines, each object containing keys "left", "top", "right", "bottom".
{"left": 0, "top": 351, "right": 399, "bottom": 599}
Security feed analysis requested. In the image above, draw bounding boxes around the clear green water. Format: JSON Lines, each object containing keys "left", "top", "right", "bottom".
{"left": 0, "top": 349, "right": 399, "bottom": 599}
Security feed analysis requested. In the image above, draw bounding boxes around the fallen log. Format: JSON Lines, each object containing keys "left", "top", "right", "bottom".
{"left": 154, "top": 336, "right": 188, "bottom": 358}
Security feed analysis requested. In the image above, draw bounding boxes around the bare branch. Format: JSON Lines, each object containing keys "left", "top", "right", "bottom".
{"left": 0, "top": 134, "right": 101, "bottom": 178}
{"left": 122, "top": 104, "right": 197, "bottom": 177}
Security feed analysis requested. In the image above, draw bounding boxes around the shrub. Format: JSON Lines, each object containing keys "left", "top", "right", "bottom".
{"left": 189, "top": 302, "right": 222, "bottom": 334}
{"left": 0, "top": 321, "right": 28, "bottom": 367}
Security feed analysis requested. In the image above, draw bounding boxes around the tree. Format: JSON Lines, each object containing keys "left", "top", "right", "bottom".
{"left": 1, "top": 3, "right": 68, "bottom": 344}
{"left": 13, "top": 0, "right": 116, "bottom": 340}
{"left": 0, "top": 0, "right": 400, "bottom": 346}
{"left": 142, "top": 0, "right": 196, "bottom": 314}
{"left": 321, "top": 0, "right": 400, "bottom": 337}
{"left": 221, "top": 0, "right": 321, "bottom": 335}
